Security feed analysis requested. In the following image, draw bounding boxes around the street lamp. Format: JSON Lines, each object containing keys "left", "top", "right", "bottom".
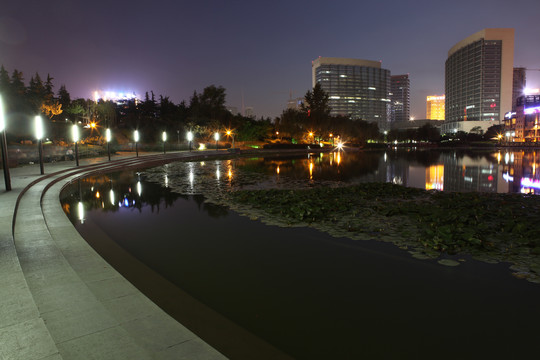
{"left": 134, "top": 130, "right": 139, "bottom": 157}
{"left": 214, "top": 132, "right": 219, "bottom": 150}
{"left": 35, "top": 115, "right": 44, "bottom": 174}
{"left": 162, "top": 131, "right": 167, "bottom": 154}
{"left": 187, "top": 131, "right": 193, "bottom": 152}
{"left": 72, "top": 123, "right": 80, "bottom": 166}
{"left": 106, "top": 128, "right": 111, "bottom": 161}
{"left": 226, "top": 130, "right": 235, "bottom": 149}
{"left": 329, "top": 133, "right": 334, "bottom": 147}
{"left": 0, "top": 95, "right": 11, "bottom": 191}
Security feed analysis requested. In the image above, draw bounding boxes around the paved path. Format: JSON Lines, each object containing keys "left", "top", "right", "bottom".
{"left": 1, "top": 152, "right": 227, "bottom": 360}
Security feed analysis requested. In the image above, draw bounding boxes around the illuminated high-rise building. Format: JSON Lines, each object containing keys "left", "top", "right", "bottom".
{"left": 312, "top": 57, "right": 391, "bottom": 130}
{"left": 390, "top": 74, "right": 410, "bottom": 124}
{"left": 512, "top": 67, "right": 526, "bottom": 110}
{"left": 445, "top": 28, "right": 514, "bottom": 130}
{"left": 426, "top": 95, "right": 445, "bottom": 120}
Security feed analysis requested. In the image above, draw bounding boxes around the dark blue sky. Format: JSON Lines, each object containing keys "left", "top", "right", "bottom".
{"left": 1, "top": 0, "right": 539, "bottom": 119}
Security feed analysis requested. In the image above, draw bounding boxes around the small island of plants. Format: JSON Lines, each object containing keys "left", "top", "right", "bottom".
{"left": 227, "top": 183, "right": 540, "bottom": 284}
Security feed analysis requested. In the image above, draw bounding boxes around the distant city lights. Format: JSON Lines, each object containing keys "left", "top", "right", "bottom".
{"left": 524, "top": 88, "right": 540, "bottom": 95}
{"left": 92, "top": 90, "right": 139, "bottom": 103}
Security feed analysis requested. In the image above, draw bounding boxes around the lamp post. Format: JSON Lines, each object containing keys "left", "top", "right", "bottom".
{"left": 214, "top": 132, "right": 219, "bottom": 150}
{"left": 187, "top": 131, "right": 193, "bottom": 152}
{"left": 72, "top": 124, "right": 80, "bottom": 166}
{"left": 0, "top": 95, "right": 11, "bottom": 191}
{"left": 106, "top": 128, "right": 111, "bottom": 161}
{"left": 329, "top": 133, "right": 334, "bottom": 147}
{"left": 134, "top": 130, "right": 139, "bottom": 157}
{"left": 162, "top": 131, "right": 167, "bottom": 154}
{"left": 226, "top": 130, "right": 235, "bottom": 149}
{"left": 35, "top": 115, "right": 44, "bottom": 174}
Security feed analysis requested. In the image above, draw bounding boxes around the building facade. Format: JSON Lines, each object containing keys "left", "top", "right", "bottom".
{"left": 512, "top": 67, "right": 527, "bottom": 110}
{"left": 426, "top": 95, "right": 445, "bottom": 120}
{"left": 445, "top": 28, "right": 514, "bottom": 133}
{"left": 312, "top": 57, "right": 391, "bottom": 131}
{"left": 510, "top": 95, "right": 540, "bottom": 142}
{"left": 390, "top": 75, "right": 410, "bottom": 125}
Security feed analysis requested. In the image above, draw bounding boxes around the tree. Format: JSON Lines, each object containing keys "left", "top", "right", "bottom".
{"left": 0, "top": 65, "right": 10, "bottom": 95}
{"left": 278, "top": 108, "right": 307, "bottom": 140}
{"left": 188, "top": 85, "right": 228, "bottom": 126}
{"left": 416, "top": 123, "right": 440, "bottom": 142}
{"left": 57, "top": 85, "right": 71, "bottom": 110}
{"left": 44, "top": 74, "right": 54, "bottom": 104}
{"left": 27, "top": 72, "right": 45, "bottom": 113}
{"left": 301, "top": 83, "right": 331, "bottom": 135}
{"left": 41, "top": 102, "right": 62, "bottom": 119}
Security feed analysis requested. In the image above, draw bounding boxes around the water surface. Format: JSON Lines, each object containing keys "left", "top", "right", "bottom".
{"left": 61, "top": 149, "right": 540, "bottom": 359}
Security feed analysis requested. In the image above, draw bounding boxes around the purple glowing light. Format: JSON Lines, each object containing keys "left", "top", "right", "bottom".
{"left": 521, "top": 177, "right": 540, "bottom": 190}
{"left": 524, "top": 106, "right": 540, "bottom": 115}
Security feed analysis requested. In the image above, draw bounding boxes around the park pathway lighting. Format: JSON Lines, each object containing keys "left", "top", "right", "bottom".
{"left": 134, "top": 130, "right": 140, "bottom": 157}
{"left": 214, "top": 132, "right": 219, "bottom": 150}
{"left": 226, "top": 130, "right": 235, "bottom": 149}
{"left": 72, "top": 124, "right": 80, "bottom": 166}
{"left": 162, "top": 131, "right": 167, "bottom": 154}
{"left": 35, "top": 115, "right": 44, "bottom": 174}
{"left": 187, "top": 131, "right": 193, "bottom": 152}
{"left": 0, "top": 95, "right": 11, "bottom": 191}
{"left": 106, "top": 128, "right": 112, "bottom": 161}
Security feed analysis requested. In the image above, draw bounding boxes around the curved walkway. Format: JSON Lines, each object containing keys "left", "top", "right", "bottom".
{"left": 1, "top": 152, "right": 227, "bottom": 360}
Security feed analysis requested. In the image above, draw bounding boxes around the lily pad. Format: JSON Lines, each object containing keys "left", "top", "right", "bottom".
{"left": 437, "top": 259, "right": 461, "bottom": 267}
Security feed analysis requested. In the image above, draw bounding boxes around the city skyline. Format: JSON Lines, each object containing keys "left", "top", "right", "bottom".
{"left": 1, "top": 0, "right": 539, "bottom": 120}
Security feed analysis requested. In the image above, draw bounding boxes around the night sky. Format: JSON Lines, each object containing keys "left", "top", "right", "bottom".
{"left": 1, "top": 0, "right": 539, "bottom": 119}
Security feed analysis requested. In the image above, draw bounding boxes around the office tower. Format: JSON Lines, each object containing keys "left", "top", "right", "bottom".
{"left": 426, "top": 95, "right": 445, "bottom": 120}
{"left": 390, "top": 75, "right": 410, "bottom": 124}
{"left": 312, "top": 57, "right": 391, "bottom": 130}
{"left": 445, "top": 28, "right": 514, "bottom": 125}
{"left": 512, "top": 67, "right": 526, "bottom": 110}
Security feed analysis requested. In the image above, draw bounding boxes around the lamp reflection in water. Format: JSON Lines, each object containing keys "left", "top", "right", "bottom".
{"left": 309, "top": 161, "right": 314, "bottom": 180}
{"left": 226, "top": 159, "right": 233, "bottom": 183}
{"left": 78, "top": 201, "right": 85, "bottom": 224}
{"left": 216, "top": 161, "right": 221, "bottom": 181}
{"left": 188, "top": 162, "right": 194, "bottom": 190}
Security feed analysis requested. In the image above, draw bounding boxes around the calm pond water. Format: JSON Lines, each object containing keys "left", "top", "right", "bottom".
{"left": 61, "top": 149, "right": 540, "bottom": 359}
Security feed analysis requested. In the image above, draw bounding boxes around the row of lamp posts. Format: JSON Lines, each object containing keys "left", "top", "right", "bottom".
{"left": 1, "top": 92, "right": 234, "bottom": 192}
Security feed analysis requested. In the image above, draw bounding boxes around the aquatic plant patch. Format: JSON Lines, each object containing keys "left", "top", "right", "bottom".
{"left": 227, "top": 183, "right": 540, "bottom": 284}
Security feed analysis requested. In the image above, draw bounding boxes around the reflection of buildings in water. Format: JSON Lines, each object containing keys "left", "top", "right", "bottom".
{"left": 502, "top": 150, "right": 540, "bottom": 194}
{"left": 381, "top": 154, "right": 409, "bottom": 186}
{"left": 442, "top": 154, "right": 498, "bottom": 193}
{"left": 426, "top": 165, "right": 444, "bottom": 191}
